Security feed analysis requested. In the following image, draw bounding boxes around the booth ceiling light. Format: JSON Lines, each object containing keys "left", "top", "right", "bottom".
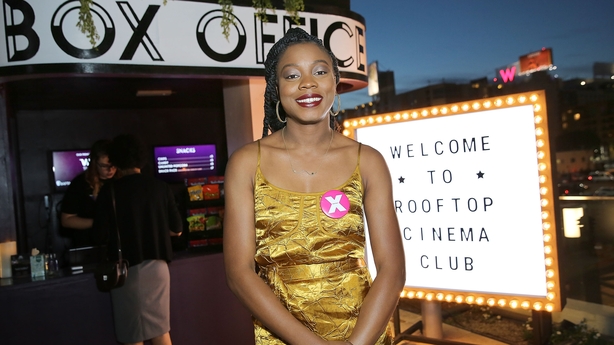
{"left": 136, "top": 90, "right": 173, "bottom": 97}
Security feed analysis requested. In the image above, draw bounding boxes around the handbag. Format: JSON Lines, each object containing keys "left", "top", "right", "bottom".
{"left": 95, "top": 259, "right": 128, "bottom": 292}
{"left": 94, "top": 184, "right": 129, "bottom": 292}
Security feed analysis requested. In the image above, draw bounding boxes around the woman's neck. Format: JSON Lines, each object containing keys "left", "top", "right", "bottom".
{"left": 282, "top": 123, "right": 333, "bottom": 147}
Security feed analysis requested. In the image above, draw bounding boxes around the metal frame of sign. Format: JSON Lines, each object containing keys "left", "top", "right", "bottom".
{"left": 344, "top": 90, "right": 562, "bottom": 312}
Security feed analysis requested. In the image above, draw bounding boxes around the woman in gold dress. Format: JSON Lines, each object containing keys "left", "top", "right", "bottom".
{"left": 224, "top": 28, "right": 405, "bottom": 345}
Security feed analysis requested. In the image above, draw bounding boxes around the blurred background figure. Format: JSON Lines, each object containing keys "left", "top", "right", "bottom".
{"left": 93, "top": 134, "right": 182, "bottom": 345}
{"left": 60, "top": 139, "right": 116, "bottom": 249}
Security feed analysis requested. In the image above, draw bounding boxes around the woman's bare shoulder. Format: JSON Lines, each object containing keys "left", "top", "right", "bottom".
{"left": 229, "top": 140, "right": 259, "bottom": 158}
{"left": 226, "top": 140, "right": 260, "bottom": 177}
{"left": 357, "top": 142, "right": 391, "bottom": 179}
{"left": 358, "top": 142, "right": 386, "bottom": 162}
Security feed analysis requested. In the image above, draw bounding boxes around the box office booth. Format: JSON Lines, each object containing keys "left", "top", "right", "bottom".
{"left": 0, "top": 1, "right": 367, "bottom": 343}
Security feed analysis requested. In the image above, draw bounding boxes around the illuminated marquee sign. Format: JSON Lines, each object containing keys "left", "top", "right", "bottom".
{"left": 0, "top": 0, "right": 367, "bottom": 88}
{"left": 345, "top": 91, "right": 562, "bottom": 312}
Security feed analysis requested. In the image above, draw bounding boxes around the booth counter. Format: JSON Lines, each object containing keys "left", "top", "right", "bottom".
{"left": 0, "top": 250, "right": 254, "bottom": 345}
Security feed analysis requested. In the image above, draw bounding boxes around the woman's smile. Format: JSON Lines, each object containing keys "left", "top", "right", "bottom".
{"left": 296, "top": 93, "right": 323, "bottom": 108}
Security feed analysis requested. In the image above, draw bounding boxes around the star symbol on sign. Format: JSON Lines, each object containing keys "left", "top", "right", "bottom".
{"left": 399, "top": 176, "right": 405, "bottom": 183}
{"left": 477, "top": 171, "right": 485, "bottom": 179}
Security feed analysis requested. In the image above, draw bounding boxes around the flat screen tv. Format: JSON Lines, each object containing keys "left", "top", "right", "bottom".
{"left": 153, "top": 144, "right": 217, "bottom": 183}
{"left": 51, "top": 150, "right": 91, "bottom": 191}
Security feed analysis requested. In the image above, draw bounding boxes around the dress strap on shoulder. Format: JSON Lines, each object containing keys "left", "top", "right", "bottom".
{"left": 357, "top": 143, "right": 362, "bottom": 167}
{"left": 257, "top": 140, "right": 261, "bottom": 168}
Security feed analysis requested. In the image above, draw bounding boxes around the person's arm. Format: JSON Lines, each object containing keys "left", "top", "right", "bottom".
{"left": 346, "top": 145, "right": 406, "bottom": 345}
{"left": 60, "top": 213, "right": 93, "bottom": 229}
{"left": 224, "top": 143, "right": 336, "bottom": 345}
{"left": 165, "top": 186, "right": 183, "bottom": 237}
{"left": 91, "top": 185, "right": 112, "bottom": 245}
{"left": 60, "top": 174, "right": 94, "bottom": 230}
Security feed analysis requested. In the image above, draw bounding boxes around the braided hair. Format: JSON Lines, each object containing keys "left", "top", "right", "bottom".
{"left": 262, "top": 27, "right": 340, "bottom": 137}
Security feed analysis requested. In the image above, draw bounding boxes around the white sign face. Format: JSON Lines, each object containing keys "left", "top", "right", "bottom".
{"left": 357, "top": 105, "right": 548, "bottom": 298}
{"left": 0, "top": 0, "right": 366, "bottom": 78}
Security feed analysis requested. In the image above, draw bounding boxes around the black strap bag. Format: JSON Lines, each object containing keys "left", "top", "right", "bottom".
{"left": 95, "top": 259, "right": 128, "bottom": 292}
{"left": 94, "top": 184, "right": 129, "bottom": 292}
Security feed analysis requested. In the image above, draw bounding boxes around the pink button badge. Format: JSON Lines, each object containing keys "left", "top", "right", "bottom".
{"left": 321, "top": 190, "right": 350, "bottom": 219}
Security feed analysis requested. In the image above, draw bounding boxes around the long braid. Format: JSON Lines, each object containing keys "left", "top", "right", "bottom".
{"left": 262, "top": 28, "right": 340, "bottom": 137}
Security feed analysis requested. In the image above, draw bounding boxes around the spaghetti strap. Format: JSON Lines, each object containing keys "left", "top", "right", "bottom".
{"left": 257, "top": 140, "right": 262, "bottom": 168}
{"left": 357, "top": 143, "right": 362, "bottom": 167}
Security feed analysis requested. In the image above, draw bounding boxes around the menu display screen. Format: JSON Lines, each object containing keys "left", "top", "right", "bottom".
{"left": 153, "top": 144, "right": 217, "bottom": 183}
{"left": 52, "top": 150, "right": 90, "bottom": 191}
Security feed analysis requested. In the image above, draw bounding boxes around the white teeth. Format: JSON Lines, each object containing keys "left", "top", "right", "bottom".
{"left": 297, "top": 97, "right": 322, "bottom": 103}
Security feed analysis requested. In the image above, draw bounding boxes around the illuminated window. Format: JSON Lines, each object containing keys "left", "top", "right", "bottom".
{"left": 574, "top": 113, "right": 581, "bottom": 120}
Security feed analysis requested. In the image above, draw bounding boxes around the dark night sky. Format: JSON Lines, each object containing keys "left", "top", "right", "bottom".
{"left": 341, "top": 0, "right": 614, "bottom": 108}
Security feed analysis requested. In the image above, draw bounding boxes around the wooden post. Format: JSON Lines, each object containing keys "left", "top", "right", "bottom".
{"left": 393, "top": 303, "right": 401, "bottom": 336}
{"left": 421, "top": 300, "right": 443, "bottom": 339}
{"left": 531, "top": 310, "right": 553, "bottom": 345}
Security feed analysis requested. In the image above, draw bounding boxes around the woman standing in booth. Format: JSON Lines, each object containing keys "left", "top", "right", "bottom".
{"left": 61, "top": 139, "right": 117, "bottom": 248}
{"left": 224, "top": 28, "right": 405, "bottom": 345}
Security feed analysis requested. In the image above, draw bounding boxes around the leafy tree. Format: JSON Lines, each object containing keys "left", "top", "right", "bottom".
{"left": 77, "top": 0, "right": 304, "bottom": 46}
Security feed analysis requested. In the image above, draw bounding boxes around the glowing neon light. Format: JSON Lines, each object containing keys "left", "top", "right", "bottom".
{"left": 499, "top": 66, "right": 516, "bottom": 83}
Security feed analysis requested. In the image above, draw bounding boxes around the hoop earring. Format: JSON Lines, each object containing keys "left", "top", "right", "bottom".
{"left": 276, "top": 101, "right": 287, "bottom": 123}
{"left": 330, "top": 94, "right": 341, "bottom": 117}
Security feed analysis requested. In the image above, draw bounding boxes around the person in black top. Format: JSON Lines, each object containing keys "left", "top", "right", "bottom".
{"left": 61, "top": 139, "right": 117, "bottom": 248}
{"left": 93, "top": 134, "right": 182, "bottom": 345}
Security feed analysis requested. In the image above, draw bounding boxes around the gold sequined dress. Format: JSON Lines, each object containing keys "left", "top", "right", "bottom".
{"left": 253, "top": 141, "right": 393, "bottom": 344}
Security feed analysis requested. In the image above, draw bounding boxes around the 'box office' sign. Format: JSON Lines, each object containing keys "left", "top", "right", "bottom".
{"left": 1, "top": 0, "right": 367, "bottom": 85}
